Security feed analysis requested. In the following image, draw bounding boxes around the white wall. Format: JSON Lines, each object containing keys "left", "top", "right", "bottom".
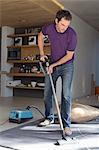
{"left": 95, "top": 41, "right": 99, "bottom": 86}
{"left": 71, "top": 14, "right": 99, "bottom": 98}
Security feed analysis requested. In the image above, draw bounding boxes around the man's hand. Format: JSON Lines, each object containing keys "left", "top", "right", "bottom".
{"left": 40, "top": 55, "right": 48, "bottom": 62}
{"left": 47, "top": 64, "right": 54, "bottom": 74}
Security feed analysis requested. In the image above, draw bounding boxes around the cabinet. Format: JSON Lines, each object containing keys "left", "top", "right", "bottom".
{"left": 6, "top": 33, "right": 50, "bottom": 97}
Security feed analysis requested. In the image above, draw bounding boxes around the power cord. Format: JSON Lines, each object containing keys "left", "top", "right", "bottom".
{"left": 26, "top": 105, "right": 45, "bottom": 118}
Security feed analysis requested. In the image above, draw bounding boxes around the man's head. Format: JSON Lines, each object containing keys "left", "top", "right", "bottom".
{"left": 55, "top": 10, "right": 72, "bottom": 33}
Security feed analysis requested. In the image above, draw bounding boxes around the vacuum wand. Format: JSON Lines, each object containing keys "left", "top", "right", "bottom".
{"left": 49, "top": 74, "right": 66, "bottom": 139}
{"left": 41, "top": 59, "right": 66, "bottom": 139}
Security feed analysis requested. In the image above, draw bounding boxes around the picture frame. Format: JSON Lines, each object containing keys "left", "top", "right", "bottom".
{"left": 28, "top": 36, "right": 37, "bottom": 45}
{"left": 14, "top": 37, "right": 22, "bottom": 46}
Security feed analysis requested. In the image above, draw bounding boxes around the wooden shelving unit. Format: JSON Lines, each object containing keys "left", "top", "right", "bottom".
{"left": 6, "top": 32, "right": 50, "bottom": 97}
{"left": 7, "top": 33, "right": 38, "bottom": 38}
{"left": 7, "top": 43, "right": 50, "bottom": 48}
{"left": 6, "top": 72, "right": 44, "bottom": 77}
{"left": 7, "top": 60, "right": 39, "bottom": 64}
{"left": 7, "top": 85, "right": 44, "bottom": 90}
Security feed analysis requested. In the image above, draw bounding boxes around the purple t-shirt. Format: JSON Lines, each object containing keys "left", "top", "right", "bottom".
{"left": 42, "top": 23, "right": 77, "bottom": 63}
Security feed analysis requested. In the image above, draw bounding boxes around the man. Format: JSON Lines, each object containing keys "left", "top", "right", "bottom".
{"left": 38, "top": 9, "right": 77, "bottom": 136}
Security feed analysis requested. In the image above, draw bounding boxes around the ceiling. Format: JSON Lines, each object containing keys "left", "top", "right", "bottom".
{"left": 0, "top": 0, "right": 99, "bottom": 32}
{"left": 0, "top": 0, "right": 63, "bottom": 28}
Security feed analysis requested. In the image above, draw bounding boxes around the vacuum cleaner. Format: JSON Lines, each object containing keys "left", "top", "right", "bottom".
{"left": 40, "top": 59, "right": 75, "bottom": 145}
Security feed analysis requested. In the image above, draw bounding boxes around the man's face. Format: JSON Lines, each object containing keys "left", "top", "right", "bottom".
{"left": 55, "top": 18, "right": 71, "bottom": 33}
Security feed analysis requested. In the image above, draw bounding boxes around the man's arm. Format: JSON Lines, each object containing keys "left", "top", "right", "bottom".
{"left": 48, "top": 51, "right": 74, "bottom": 74}
{"left": 38, "top": 31, "right": 44, "bottom": 56}
{"left": 38, "top": 31, "right": 48, "bottom": 61}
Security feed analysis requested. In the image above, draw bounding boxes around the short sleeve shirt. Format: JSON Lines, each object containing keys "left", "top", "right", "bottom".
{"left": 42, "top": 23, "right": 77, "bottom": 63}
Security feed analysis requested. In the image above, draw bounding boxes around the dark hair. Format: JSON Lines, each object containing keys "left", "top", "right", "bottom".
{"left": 56, "top": 9, "right": 72, "bottom": 22}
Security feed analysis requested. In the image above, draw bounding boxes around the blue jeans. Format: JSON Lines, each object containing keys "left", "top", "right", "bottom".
{"left": 44, "top": 61, "right": 74, "bottom": 128}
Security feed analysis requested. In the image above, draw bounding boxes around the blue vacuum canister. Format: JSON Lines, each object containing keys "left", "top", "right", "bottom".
{"left": 9, "top": 109, "right": 33, "bottom": 123}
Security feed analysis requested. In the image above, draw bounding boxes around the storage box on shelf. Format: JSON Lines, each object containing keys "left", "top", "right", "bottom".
{"left": 7, "top": 32, "right": 50, "bottom": 97}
